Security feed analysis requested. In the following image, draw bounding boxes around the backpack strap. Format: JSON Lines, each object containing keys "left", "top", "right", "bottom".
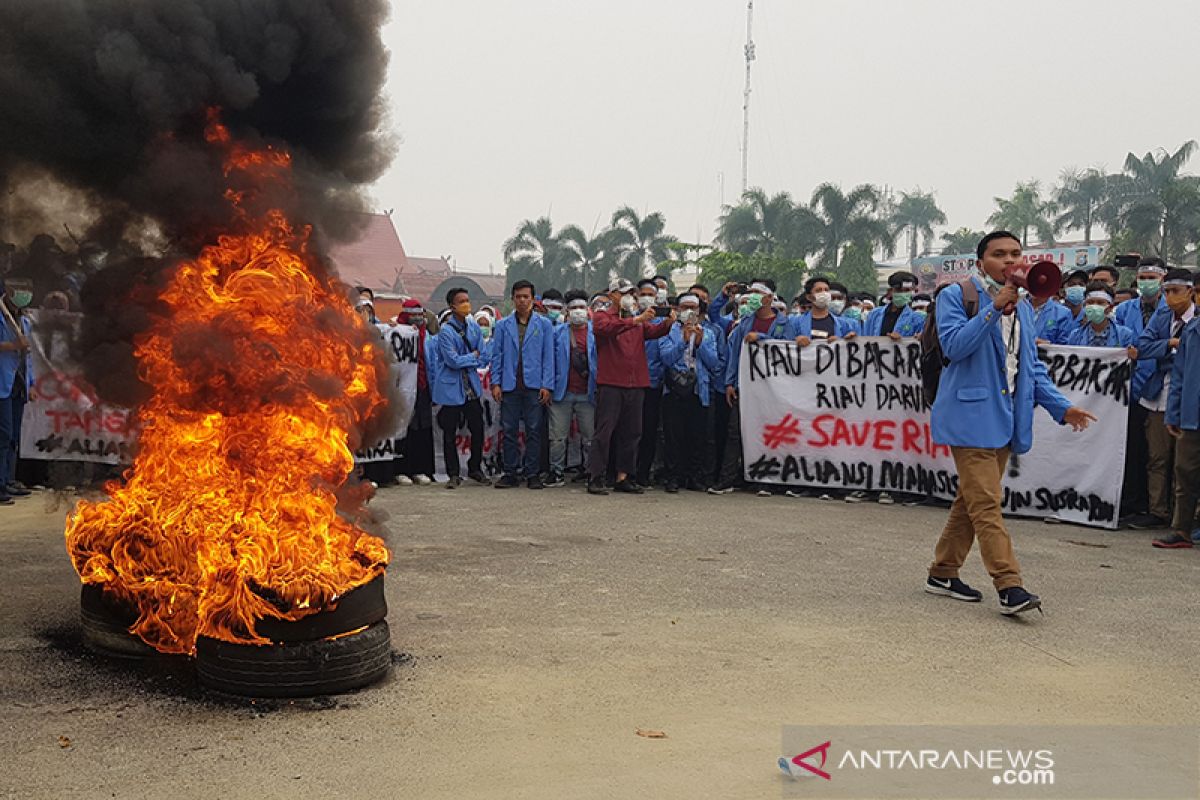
{"left": 962, "top": 278, "right": 980, "bottom": 319}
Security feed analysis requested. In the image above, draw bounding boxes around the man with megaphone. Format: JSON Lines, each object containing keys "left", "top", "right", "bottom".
{"left": 924, "top": 231, "right": 1097, "bottom": 616}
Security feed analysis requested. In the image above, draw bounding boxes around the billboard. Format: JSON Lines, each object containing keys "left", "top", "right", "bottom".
{"left": 911, "top": 246, "right": 1101, "bottom": 292}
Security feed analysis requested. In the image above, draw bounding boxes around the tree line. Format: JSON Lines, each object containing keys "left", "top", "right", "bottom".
{"left": 501, "top": 140, "right": 1200, "bottom": 298}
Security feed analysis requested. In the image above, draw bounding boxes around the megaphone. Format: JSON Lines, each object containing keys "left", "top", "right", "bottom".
{"left": 1006, "top": 259, "right": 1062, "bottom": 300}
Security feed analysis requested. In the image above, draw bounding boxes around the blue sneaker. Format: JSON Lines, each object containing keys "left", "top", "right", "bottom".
{"left": 925, "top": 576, "right": 983, "bottom": 602}
{"left": 1191, "top": 529, "right": 1200, "bottom": 545}
{"left": 998, "top": 587, "right": 1042, "bottom": 616}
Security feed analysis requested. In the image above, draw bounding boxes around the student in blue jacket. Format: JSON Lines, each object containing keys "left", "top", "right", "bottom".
{"left": 1130, "top": 268, "right": 1197, "bottom": 530}
{"left": 862, "top": 271, "right": 926, "bottom": 339}
{"left": 433, "top": 288, "right": 489, "bottom": 489}
{"left": 546, "top": 291, "right": 598, "bottom": 487}
{"left": 926, "top": 231, "right": 1095, "bottom": 617}
{"left": 1029, "top": 290, "right": 1075, "bottom": 344}
{"left": 0, "top": 279, "right": 33, "bottom": 504}
{"left": 1064, "top": 282, "right": 1137, "bottom": 354}
{"left": 490, "top": 280, "right": 556, "bottom": 489}
{"left": 1159, "top": 273, "right": 1200, "bottom": 548}
{"left": 793, "top": 276, "right": 860, "bottom": 343}
{"left": 658, "top": 293, "right": 720, "bottom": 493}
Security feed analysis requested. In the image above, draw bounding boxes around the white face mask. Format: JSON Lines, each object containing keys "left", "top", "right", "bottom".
{"left": 656, "top": 288, "right": 668, "bottom": 305}
{"left": 812, "top": 291, "right": 831, "bottom": 309}
{"left": 568, "top": 308, "right": 588, "bottom": 325}
{"left": 637, "top": 295, "right": 655, "bottom": 310}
{"left": 829, "top": 299, "right": 845, "bottom": 315}
{"left": 679, "top": 308, "right": 697, "bottom": 323}
{"left": 620, "top": 294, "right": 637, "bottom": 312}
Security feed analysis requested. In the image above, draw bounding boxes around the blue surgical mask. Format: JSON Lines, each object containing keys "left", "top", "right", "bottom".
{"left": 1083, "top": 304, "right": 1108, "bottom": 325}
{"left": 1065, "top": 285, "right": 1086, "bottom": 305}
{"left": 844, "top": 307, "right": 862, "bottom": 322}
{"left": 891, "top": 292, "right": 913, "bottom": 308}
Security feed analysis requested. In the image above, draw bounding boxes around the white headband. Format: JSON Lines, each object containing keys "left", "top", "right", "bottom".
{"left": 677, "top": 293, "right": 699, "bottom": 305}
{"left": 1085, "top": 291, "right": 1113, "bottom": 302}
{"left": 749, "top": 282, "right": 773, "bottom": 294}
{"left": 566, "top": 299, "right": 588, "bottom": 309}
{"left": 1164, "top": 278, "right": 1192, "bottom": 287}
{"left": 894, "top": 281, "right": 916, "bottom": 291}
{"left": 1139, "top": 266, "right": 1168, "bottom": 275}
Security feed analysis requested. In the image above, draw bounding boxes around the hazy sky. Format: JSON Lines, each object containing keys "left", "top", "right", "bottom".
{"left": 377, "top": 0, "right": 1200, "bottom": 271}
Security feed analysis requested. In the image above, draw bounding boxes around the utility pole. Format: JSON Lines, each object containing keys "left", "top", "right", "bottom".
{"left": 740, "top": 0, "right": 756, "bottom": 196}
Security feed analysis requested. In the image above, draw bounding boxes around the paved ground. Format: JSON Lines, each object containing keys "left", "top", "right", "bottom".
{"left": 1, "top": 481, "right": 1197, "bottom": 799}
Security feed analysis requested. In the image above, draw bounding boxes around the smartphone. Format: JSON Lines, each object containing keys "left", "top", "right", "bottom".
{"left": 654, "top": 306, "right": 672, "bottom": 318}
{"left": 1113, "top": 254, "right": 1139, "bottom": 269}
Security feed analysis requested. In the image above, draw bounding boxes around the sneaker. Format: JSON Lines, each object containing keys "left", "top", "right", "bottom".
{"left": 924, "top": 576, "right": 983, "bottom": 602}
{"left": 707, "top": 484, "right": 734, "bottom": 495}
{"left": 844, "top": 490, "right": 867, "bottom": 504}
{"left": 493, "top": 474, "right": 520, "bottom": 489}
{"left": 397, "top": 475, "right": 414, "bottom": 486}
{"left": 527, "top": 476, "right": 545, "bottom": 490}
{"left": 5, "top": 483, "right": 31, "bottom": 497}
{"left": 685, "top": 479, "right": 710, "bottom": 493}
{"left": 877, "top": 492, "right": 895, "bottom": 505}
{"left": 755, "top": 488, "right": 772, "bottom": 497}
{"left": 467, "top": 470, "right": 489, "bottom": 485}
{"left": 818, "top": 492, "right": 837, "bottom": 501}
{"left": 544, "top": 472, "right": 565, "bottom": 488}
{"left": 414, "top": 474, "right": 433, "bottom": 486}
{"left": 784, "top": 488, "right": 809, "bottom": 499}
{"left": 613, "top": 479, "right": 644, "bottom": 495}
{"left": 1125, "top": 513, "right": 1168, "bottom": 530}
{"left": 1151, "top": 533, "right": 1194, "bottom": 549}
{"left": 0, "top": 494, "right": 12, "bottom": 506}
{"left": 587, "top": 477, "right": 609, "bottom": 496}
{"left": 446, "top": 476, "right": 463, "bottom": 489}
{"left": 663, "top": 480, "right": 680, "bottom": 494}
{"left": 998, "top": 587, "right": 1042, "bottom": 616}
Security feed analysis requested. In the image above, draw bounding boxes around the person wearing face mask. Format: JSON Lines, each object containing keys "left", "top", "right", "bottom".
{"left": 1090, "top": 264, "right": 1121, "bottom": 290}
{"left": 541, "top": 289, "right": 565, "bottom": 325}
{"left": 658, "top": 294, "right": 719, "bottom": 493}
{"left": 0, "top": 278, "right": 34, "bottom": 503}
{"left": 354, "top": 286, "right": 379, "bottom": 325}
{"left": 711, "top": 279, "right": 799, "bottom": 496}
{"left": 393, "top": 298, "right": 437, "bottom": 487}
{"left": 1060, "top": 270, "right": 1090, "bottom": 324}
{"left": 1130, "top": 268, "right": 1197, "bottom": 533}
{"left": 863, "top": 272, "right": 925, "bottom": 339}
{"left": 1159, "top": 272, "right": 1200, "bottom": 548}
{"left": 586, "top": 278, "right": 675, "bottom": 495}
{"left": 911, "top": 294, "right": 932, "bottom": 319}
{"left": 634, "top": 279, "right": 669, "bottom": 488}
{"left": 547, "top": 290, "right": 598, "bottom": 487}
{"left": 473, "top": 310, "right": 495, "bottom": 367}
{"left": 843, "top": 296, "right": 867, "bottom": 328}
{"left": 1065, "top": 282, "right": 1137, "bottom": 353}
{"left": 827, "top": 281, "right": 856, "bottom": 329}
{"left": 433, "top": 288, "right": 489, "bottom": 489}
{"left": 793, "top": 276, "right": 860, "bottom": 345}
{"left": 1027, "top": 274, "right": 1074, "bottom": 345}
{"left": 926, "top": 231, "right": 1096, "bottom": 616}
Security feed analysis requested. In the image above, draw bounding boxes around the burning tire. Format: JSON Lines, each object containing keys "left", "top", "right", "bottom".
{"left": 254, "top": 574, "right": 387, "bottom": 643}
{"left": 80, "top": 584, "right": 155, "bottom": 658}
{"left": 195, "top": 620, "right": 391, "bottom": 698}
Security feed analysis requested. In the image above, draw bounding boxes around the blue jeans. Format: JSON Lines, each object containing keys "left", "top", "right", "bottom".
{"left": 501, "top": 388, "right": 544, "bottom": 479}
{"left": 0, "top": 390, "right": 20, "bottom": 486}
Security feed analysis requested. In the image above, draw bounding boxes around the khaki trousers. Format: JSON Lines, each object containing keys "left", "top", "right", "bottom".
{"left": 929, "top": 446, "right": 1022, "bottom": 591}
{"left": 1145, "top": 410, "right": 1176, "bottom": 522}
{"left": 1172, "top": 430, "right": 1200, "bottom": 533}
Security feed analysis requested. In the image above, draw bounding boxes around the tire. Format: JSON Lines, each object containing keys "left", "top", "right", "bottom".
{"left": 195, "top": 620, "right": 392, "bottom": 698}
{"left": 80, "top": 584, "right": 156, "bottom": 658}
{"left": 254, "top": 574, "right": 387, "bottom": 643}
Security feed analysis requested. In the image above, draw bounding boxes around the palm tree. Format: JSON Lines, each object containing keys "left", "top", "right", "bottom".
{"left": 503, "top": 217, "right": 567, "bottom": 290}
{"left": 1054, "top": 168, "right": 1108, "bottom": 245}
{"left": 559, "top": 225, "right": 612, "bottom": 293}
{"left": 940, "top": 227, "right": 985, "bottom": 255}
{"left": 890, "top": 190, "right": 947, "bottom": 260}
{"left": 797, "top": 183, "right": 893, "bottom": 274}
{"left": 987, "top": 181, "right": 1056, "bottom": 247}
{"left": 716, "top": 188, "right": 800, "bottom": 256}
{"left": 1105, "top": 141, "right": 1200, "bottom": 261}
{"left": 608, "top": 206, "right": 678, "bottom": 281}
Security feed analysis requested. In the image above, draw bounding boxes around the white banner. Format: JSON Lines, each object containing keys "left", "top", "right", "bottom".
{"left": 738, "top": 338, "right": 1130, "bottom": 528}
{"left": 20, "top": 310, "right": 137, "bottom": 464}
{"left": 354, "top": 323, "right": 420, "bottom": 462}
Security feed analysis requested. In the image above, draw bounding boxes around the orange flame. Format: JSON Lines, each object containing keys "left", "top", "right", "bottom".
{"left": 64, "top": 113, "right": 390, "bottom": 655}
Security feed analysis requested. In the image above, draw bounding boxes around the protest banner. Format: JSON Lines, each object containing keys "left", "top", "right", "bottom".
{"left": 354, "top": 322, "right": 420, "bottom": 462}
{"left": 20, "top": 310, "right": 137, "bottom": 464}
{"left": 911, "top": 246, "right": 1101, "bottom": 292}
{"left": 738, "top": 337, "right": 1130, "bottom": 528}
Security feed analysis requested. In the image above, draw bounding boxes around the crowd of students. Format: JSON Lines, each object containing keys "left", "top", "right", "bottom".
{"left": 353, "top": 246, "right": 1200, "bottom": 552}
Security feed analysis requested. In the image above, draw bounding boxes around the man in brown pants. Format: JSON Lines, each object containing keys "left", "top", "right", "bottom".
{"left": 926, "top": 232, "right": 1096, "bottom": 615}
{"left": 1155, "top": 271, "right": 1200, "bottom": 548}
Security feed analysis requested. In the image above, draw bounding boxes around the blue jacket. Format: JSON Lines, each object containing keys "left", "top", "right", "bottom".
{"left": 490, "top": 312, "right": 556, "bottom": 393}
{"left": 862, "top": 303, "right": 926, "bottom": 337}
{"left": 0, "top": 314, "right": 32, "bottom": 400}
{"left": 431, "top": 316, "right": 485, "bottom": 406}
{"left": 707, "top": 290, "right": 733, "bottom": 326}
{"left": 1116, "top": 295, "right": 1167, "bottom": 400}
{"left": 704, "top": 319, "right": 728, "bottom": 394}
{"left": 1031, "top": 300, "right": 1076, "bottom": 344}
{"left": 1136, "top": 304, "right": 1193, "bottom": 404}
{"left": 1065, "top": 320, "right": 1135, "bottom": 348}
{"left": 1167, "top": 317, "right": 1200, "bottom": 431}
{"left": 792, "top": 310, "right": 859, "bottom": 339}
{"left": 657, "top": 323, "right": 721, "bottom": 406}
{"left": 724, "top": 312, "right": 799, "bottom": 389}
{"left": 644, "top": 318, "right": 670, "bottom": 389}
{"left": 931, "top": 275, "right": 1072, "bottom": 454}
{"left": 552, "top": 322, "right": 598, "bottom": 402}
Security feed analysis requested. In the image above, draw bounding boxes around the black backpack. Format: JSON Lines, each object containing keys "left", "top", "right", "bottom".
{"left": 920, "top": 279, "right": 979, "bottom": 405}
